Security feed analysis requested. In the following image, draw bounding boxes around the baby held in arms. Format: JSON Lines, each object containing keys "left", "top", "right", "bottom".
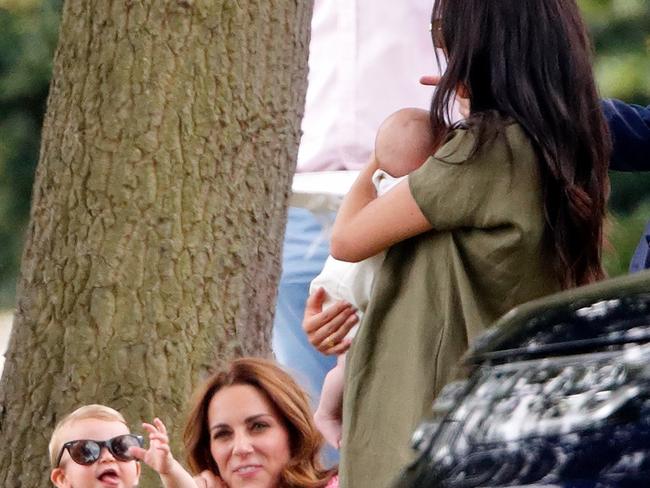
{"left": 310, "top": 107, "right": 438, "bottom": 448}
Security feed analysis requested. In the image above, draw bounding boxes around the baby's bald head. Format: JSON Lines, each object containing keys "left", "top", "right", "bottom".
{"left": 375, "top": 108, "right": 435, "bottom": 177}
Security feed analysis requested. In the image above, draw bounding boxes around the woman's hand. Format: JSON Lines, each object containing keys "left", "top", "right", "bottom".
{"left": 303, "top": 288, "right": 358, "bottom": 355}
{"left": 194, "top": 470, "right": 227, "bottom": 488}
{"left": 419, "top": 75, "right": 470, "bottom": 119}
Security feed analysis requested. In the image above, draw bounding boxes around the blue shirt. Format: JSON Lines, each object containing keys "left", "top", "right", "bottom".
{"left": 603, "top": 99, "right": 650, "bottom": 172}
{"left": 602, "top": 99, "right": 650, "bottom": 271}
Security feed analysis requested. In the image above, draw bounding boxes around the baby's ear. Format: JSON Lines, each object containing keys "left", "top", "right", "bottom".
{"left": 135, "top": 460, "right": 142, "bottom": 480}
{"left": 50, "top": 467, "right": 67, "bottom": 487}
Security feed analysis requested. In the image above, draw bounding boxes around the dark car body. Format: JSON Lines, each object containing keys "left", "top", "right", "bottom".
{"left": 395, "top": 270, "right": 650, "bottom": 488}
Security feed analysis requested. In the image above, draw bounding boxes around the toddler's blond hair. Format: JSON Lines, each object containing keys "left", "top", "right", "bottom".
{"left": 48, "top": 404, "right": 127, "bottom": 468}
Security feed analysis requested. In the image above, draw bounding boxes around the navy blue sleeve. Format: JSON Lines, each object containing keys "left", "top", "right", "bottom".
{"left": 602, "top": 99, "right": 650, "bottom": 172}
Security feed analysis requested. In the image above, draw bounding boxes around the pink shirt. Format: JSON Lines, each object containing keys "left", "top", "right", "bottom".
{"left": 296, "top": 0, "right": 438, "bottom": 172}
{"left": 326, "top": 474, "right": 339, "bottom": 488}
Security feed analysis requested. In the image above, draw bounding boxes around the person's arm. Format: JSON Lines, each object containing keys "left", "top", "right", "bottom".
{"left": 303, "top": 159, "right": 433, "bottom": 352}
{"left": 159, "top": 463, "right": 202, "bottom": 488}
{"left": 306, "top": 127, "right": 496, "bottom": 350}
{"left": 193, "top": 471, "right": 228, "bottom": 488}
{"left": 602, "top": 99, "right": 650, "bottom": 172}
{"left": 330, "top": 155, "right": 432, "bottom": 262}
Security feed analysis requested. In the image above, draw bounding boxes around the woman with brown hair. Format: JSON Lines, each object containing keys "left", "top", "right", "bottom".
{"left": 185, "top": 357, "right": 335, "bottom": 488}
{"left": 139, "top": 357, "right": 336, "bottom": 488}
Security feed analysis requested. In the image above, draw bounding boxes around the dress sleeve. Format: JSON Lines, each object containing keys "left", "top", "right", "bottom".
{"left": 408, "top": 127, "right": 521, "bottom": 231}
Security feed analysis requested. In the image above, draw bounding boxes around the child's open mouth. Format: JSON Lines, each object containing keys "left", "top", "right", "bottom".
{"left": 97, "top": 468, "right": 120, "bottom": 485}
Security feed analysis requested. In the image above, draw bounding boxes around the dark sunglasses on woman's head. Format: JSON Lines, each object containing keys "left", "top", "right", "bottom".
{"left": 56, "top": 434, "right": 144, "bottom": 467}
{"left": 429, "top": 20, "right": 444, "bottom": 49}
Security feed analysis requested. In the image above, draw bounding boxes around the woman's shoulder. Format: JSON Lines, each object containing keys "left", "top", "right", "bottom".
{"left": 434, "top": 118, "right": 535, "bottom": 166}
{"left": 432, "top": 125, "right": 477, "bottom": 164}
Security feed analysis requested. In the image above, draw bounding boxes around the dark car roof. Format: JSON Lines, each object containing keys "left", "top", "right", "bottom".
{"left": 464, "top": 270, "right": 650, "bottom": 364}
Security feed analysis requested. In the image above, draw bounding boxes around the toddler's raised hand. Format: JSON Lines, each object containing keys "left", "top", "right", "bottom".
{"left": 131, "top": 418, "right": 199, "bottom": 487}
{"left": 130, "top": 418, "right": 175, "bottom": 475}
{"left": 143, "top": 418, "right": 175, "bottom": 474}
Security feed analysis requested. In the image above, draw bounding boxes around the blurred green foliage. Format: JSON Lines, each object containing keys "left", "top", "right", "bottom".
{"left": 0, "top": 0, "right": 647, "bottom": 307}
{"left": 0, "top": 0, "right": 61, "bottom": 306}
{"left": 581, "top": 0, "right": 650, "bottom": 104}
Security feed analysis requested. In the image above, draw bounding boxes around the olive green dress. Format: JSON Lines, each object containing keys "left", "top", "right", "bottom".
{"left": 339, "top": 123, "right": 561, "bottom": 487}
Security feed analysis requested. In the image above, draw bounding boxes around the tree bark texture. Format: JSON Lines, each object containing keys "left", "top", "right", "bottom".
{"left": 0, "top": 0, "right": 313, "bottom": 485}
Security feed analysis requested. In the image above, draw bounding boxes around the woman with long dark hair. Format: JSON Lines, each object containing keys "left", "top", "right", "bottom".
{"left": 305, "top": 1, "right": 610, "bottom": 486}
{"left": 429, "top": 0, "right": 610, "bottom": 288}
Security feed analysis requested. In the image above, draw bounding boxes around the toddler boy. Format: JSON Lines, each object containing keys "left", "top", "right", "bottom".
{"left": 49, "top": 404, "right": 143, "bottom": 488}
{"left": 49, "top": 405, "right": 196, "bottom": 488}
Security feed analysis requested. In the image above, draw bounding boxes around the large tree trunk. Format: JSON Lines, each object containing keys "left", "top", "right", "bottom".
{"left": 0, "top": 0, "right": 312, "bottom": 485}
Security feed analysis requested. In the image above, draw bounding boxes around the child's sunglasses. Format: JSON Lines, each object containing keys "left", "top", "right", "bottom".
{"left": 55, "top": 434, "right": 144, "bottom": 467}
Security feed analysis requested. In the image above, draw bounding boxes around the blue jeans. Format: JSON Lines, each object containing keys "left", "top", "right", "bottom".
{"left": 273, "top": 207, "right": 337, "bottom": 402}
{"left": 273, "top": 208, "right": 339, "bottom": 464}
